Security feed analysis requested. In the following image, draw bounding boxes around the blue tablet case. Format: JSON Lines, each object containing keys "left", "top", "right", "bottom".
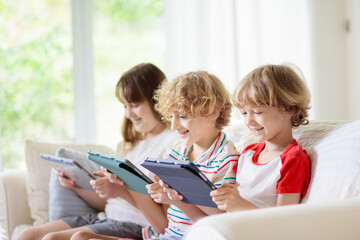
{"left": 141, "top": 158, "right": 217, "bottom": 208}
{"left": 87, "top": 150, "right": 153, "bottom": 195}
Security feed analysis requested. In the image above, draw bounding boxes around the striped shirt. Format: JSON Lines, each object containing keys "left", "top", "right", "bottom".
{"left": 142, "top": 132, "right": 239, "bottom": 239}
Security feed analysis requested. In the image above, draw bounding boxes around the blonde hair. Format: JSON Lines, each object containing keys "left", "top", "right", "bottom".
{"left": 154, "top": 71, "right": 232, "bottom": 130}
{"left": 233, "top": 64, "right": 311, "bottom": 127}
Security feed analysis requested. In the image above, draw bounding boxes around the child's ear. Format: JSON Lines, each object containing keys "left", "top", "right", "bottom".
{"left": 207, "top": 104, "right": 222, "bottom": 124}
{"left": 213, "top": 104, "right": 222, "bottom": 118}
{"left": 282, "top": 108, "right": 293, "bottom": 120}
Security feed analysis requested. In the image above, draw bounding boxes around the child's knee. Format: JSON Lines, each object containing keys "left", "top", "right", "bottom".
{"left": 42, "top": 232, "right": 62, "bottom": 240}
{"left": 17, "top": 227, "right": 39, "bottom": 240}
{"left": 70, "top": 230, "right": 92, "bottom": 240}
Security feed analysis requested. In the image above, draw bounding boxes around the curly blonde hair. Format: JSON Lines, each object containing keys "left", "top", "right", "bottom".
{"left": 233, "top": 64, "right": 311, "bottom": 127}
{"left": 154, "top": 71, "right": 232, "bottom": 130}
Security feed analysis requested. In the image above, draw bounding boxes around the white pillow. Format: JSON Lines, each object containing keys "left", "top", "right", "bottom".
{"left": 302, "top": 120, "right": 360, "bottom": 203}
{"left": 48, "top": 147, "right": 101, "bottom": 221}
{"left": 25, "top": 140, "right": 114, "bottom": 225}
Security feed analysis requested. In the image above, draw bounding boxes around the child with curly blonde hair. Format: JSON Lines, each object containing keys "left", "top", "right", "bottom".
{"left": 211, "top": 64, "right": 311, "bottom": 211}
{"left": 138, "top": 70, "right": 240, "bottom": 239}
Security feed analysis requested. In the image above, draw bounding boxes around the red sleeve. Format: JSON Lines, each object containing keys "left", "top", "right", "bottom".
{"left": 277, "top": 145, "right": 311, "bottom": 198}
{"left": 241, "top": 142, "right": 265, "bottom": 154}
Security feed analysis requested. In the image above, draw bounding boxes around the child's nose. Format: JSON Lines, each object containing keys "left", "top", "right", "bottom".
{"left": 171, "top": 117, "right": 179, "bottom": 130}
{"left": 244, "top": 114, "right": 254, "bottom": 125}
{"left": 125, "top": 108, "right": 133, "bottom": 119}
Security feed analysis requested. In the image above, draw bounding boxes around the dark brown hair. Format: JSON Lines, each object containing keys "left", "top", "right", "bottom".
{"left": 115, "top": 63, "right": 166, "bottom": 146}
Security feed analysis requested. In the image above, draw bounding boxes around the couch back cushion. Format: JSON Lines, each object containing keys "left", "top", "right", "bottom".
{"left": 225, "top": 120, "right": 360, "bottom": 203}
{"left": 25, "top": 140, "right": 114, "bottom": 226}
{"left": 48, "top": 147, "right": 103, "bottom": 222}
{"left": 301, "top": 120, "right": 360, "bottom": 203}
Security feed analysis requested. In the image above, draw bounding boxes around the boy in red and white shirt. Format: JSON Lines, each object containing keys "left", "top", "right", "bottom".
{"left": 211, "top": 64, "right": 311, "bottom": 211}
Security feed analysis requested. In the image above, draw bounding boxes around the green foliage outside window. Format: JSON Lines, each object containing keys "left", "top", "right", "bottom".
{"left": 0, "top": 0, "right": 164, "bottom": 170}
{"left": 1, "top": 1, "right": 73, "bottom": 169}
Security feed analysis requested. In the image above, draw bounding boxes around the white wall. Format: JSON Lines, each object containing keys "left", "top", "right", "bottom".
{"left": 346, "top": 0, "right": 360, "bottom": 120}
{"left": 308, "top": 0, "right": 348, "bottom": 120}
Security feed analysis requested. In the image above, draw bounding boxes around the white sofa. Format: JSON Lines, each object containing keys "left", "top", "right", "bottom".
{"left": 1, "top": 120, "right": 360, "bottom": 240}
{"left": 185, "top": 120, "right": 360, "bottom": 240}
{"left": 0, "top": 140, "right": 114, "bottom": 240}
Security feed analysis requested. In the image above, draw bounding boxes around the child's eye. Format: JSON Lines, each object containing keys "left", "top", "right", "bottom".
{"left": 241, "top": 112, "right": 247, "bottom": 115}
{"left": 254, "top": 112, "right": 263, "bottom": 114}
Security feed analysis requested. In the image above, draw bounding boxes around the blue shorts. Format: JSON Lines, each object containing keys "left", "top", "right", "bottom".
{"left": 61, "top": 213, "right": 143, "bottom": 240}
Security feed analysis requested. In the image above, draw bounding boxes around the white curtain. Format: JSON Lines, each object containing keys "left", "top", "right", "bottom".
{"left": 164, "top": 0, "right": 239, "bottom": 91}
{"left": 164, "top": 0, "right": 360, "bottom": 121}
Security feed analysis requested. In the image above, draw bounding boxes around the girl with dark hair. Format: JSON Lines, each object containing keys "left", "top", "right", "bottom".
{"left": 18, "top": 63, "right": 178, "bottom": 240}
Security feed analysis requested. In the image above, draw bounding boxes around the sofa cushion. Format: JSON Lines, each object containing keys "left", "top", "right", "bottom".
{"left": 25, "top": 140, "right": 114, "bottom": 226}
{"left": 301, "top": 120, "right": 360, "bottom": 203}
{"left": 48, "top": 147, "right": 101, "bottom": 221}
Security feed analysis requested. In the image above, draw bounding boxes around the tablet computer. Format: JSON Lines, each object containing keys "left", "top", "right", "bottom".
{"left": 40, "top": 153, "right": 96, "bottom": 180}
{"left": 87, "top": 150, "right": 153, "bottom": 195}
{"left": 141, "top": 158, "right": 217, "bottom": 208}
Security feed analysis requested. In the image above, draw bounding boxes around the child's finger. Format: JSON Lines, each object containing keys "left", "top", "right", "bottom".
{"left": 154, "top": 174, "right": 161, "bottom": 182}
{"left": 168, "top": 192, "right": 183, "bottom": 200}
{"left": 59, "top": 177, "right": 76, "bottom": 188}
{"left": 110, "top": 174, "right": 124, "bottom": 185}
{"left": 93, "top": 171, "right": 105, "bottom": 177}
{"left": 210, "top": 188, "right": 227, "bottom": 197}
{"left": 55, "top": 168, "right": 67, "bottom": 177}
{"left": 158, "top": 179, "right": 169, "bottom": 188}
{"left": 90, "top": 180, "right": 96, "bottom": 186}
{"left": 146, "top": 182, "right": 161, "bottom": 190}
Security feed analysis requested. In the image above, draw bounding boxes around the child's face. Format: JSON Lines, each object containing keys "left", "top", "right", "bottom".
{"left": 123, "top": 99, "right": 161, "bottom": 134}
{"left": 239, "top": 105, "right": 292, "bottom": 143}
{"left": 170, "top": 112, "right": 218, "bottom": 149}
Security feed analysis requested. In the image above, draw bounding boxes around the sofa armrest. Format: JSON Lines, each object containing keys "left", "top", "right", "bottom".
{"left": 185, "top": 198, "right": 360, "bottom": 240}
{"left": 0, "top": 169, "right": 33, "bottom": 240}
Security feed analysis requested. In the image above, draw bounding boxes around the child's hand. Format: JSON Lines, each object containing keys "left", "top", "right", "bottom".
{"left": 210, "top": 182, "right": 243, "bottom": 212}
{"left": 99, "top": 166, "right": 125, "bottom": 186}
{"left": 158, "top": 178, "right": 183, "bottom": 201}
{"left": 147, "top": 175, "right": 174, "bottom": 204}
{"left": 55, "top": 168, "right": 76, "bottom": 190}
{"left": 90, "top": 170, "right": 126, "bottom": 199}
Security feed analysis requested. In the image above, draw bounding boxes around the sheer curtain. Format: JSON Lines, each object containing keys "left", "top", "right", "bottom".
{"left": 164, "top": 0, "right": 359, "bottom": 121}
{"left": 164, "top": 0, "right": 239, "bottom": 91}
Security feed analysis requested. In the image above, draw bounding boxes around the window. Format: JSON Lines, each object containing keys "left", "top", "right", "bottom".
{"left": 0, "top": 0, "right": 165, "bottom": 170}
{"left": 1, "top": 0, "right": 73, "bottom": 170}
{"left": 92, "top": 1, "right": 165, "bottom": 150}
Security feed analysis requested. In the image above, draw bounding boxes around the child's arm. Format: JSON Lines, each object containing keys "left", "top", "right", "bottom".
{"left": 128, "top": 187, "right": 169, "bottom": 235}
{"left": 72, "top": 187, "right": 107, "bottom": 211}
{"left": 55, "top": 168, "right": 107, "bottom": 211}
{"left": 210, "top": 183, "right": 258, "bottom": 212}
{"left": 277, "top": 193, "right": 301, "bottom": 206}
{"left": 211, "top": 183, "right": 302, "bottom": 212}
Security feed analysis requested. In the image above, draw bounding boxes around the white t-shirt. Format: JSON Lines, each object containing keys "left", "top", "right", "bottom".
{"left": 103, "top": 128, "right": 178, "bottom": 226}
{"left": 236, "top": 140, "right": 310, "bottom": 208}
